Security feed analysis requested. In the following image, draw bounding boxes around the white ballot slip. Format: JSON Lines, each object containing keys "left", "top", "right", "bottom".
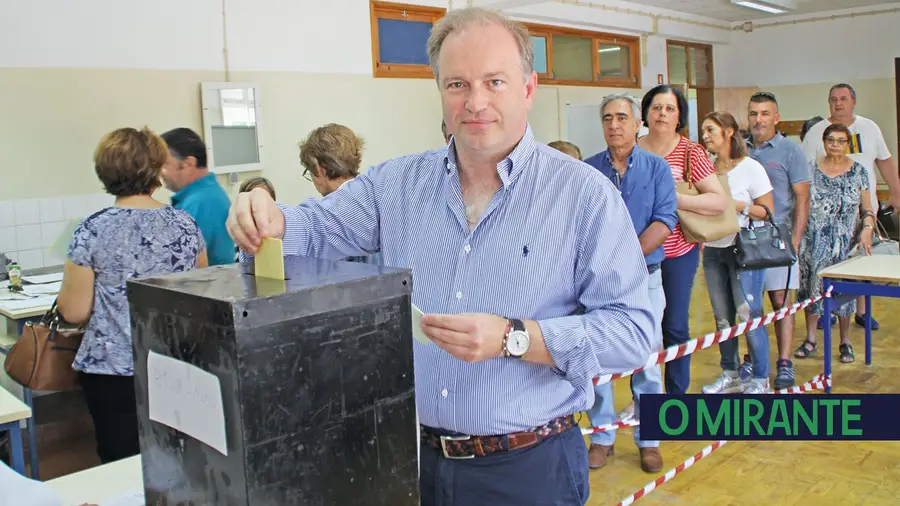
{"left": 147, "top": 351, "right": 228, "bottom": 456}
{"left": 411, "top": 303, "right": 430, "bottom": 345}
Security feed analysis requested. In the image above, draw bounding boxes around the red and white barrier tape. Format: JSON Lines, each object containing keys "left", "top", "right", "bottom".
{"left": 614, "top": 373, "right": 831, "bottom": 506}
{"left": 594, "top": 286, "right": 833, "bottom": 387}
{"left": 582, "top": 418, "right": 639, "bottom": 435}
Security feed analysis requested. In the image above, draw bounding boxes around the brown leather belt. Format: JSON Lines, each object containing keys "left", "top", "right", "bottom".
{"left": 420, "top": 414, "right": 578, "bottom": 459}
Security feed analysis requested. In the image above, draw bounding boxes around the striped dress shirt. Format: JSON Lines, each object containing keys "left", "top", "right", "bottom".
{"left": 266, "top": 125, "right": 654, "bottom": 436}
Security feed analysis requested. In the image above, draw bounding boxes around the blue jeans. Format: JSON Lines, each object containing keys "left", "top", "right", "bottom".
{"left": 702, "top": 246, "right": 769, "bottom": 379}
{"left": 661, "top": 246, "right": 700, "bottom": 394}
{"left": 587, "top": 268, "right": 665, "bottom": 448}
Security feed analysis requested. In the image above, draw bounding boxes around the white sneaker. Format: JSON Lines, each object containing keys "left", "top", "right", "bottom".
{"left": 701, "top": 371, "right": 744, "bottom": 394}
{"left": 743, "top": 378, "right": 771, "bottom": 394}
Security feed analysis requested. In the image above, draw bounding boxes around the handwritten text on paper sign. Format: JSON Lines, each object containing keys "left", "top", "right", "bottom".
{"left": 147, "top": 351, "right": 228, "bottom": 456}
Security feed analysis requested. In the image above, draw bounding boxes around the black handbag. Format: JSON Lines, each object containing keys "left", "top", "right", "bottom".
{"left": 734, "top": 204, "right": 797, "bottom": 271}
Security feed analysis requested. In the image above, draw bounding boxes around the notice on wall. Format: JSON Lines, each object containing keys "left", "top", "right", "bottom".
{"left": 147, "top": 350, "right": 228, "bottom": 456}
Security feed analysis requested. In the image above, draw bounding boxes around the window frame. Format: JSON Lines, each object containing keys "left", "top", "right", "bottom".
{"left": 523, "top": 22, "right": 641, "bottom": 88}
{"left": 665, "top": 40, "right": 714, "bottom": 89}
{"left": 369, "top": 1, "right": 446, "bottom": 79}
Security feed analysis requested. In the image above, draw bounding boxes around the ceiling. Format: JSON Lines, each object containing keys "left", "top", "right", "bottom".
{"left": 614, "top": 0, "right": 900, "bottom": 22}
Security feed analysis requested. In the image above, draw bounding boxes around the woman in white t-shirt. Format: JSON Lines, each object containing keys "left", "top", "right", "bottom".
{"left": 698, "top": 112, "right": 776, "bottom": 395}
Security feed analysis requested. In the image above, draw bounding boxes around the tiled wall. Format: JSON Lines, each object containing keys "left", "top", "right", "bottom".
{"left": 0, "top": 193, "right": 115, "bottom": 270}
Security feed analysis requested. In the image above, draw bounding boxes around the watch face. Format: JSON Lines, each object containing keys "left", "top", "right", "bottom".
{"left": 507, "top": 330, "right": 530, "bottom": 356}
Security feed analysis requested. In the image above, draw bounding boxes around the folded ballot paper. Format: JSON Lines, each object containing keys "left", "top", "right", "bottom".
{"left": 411, "top": 303, "right": 430, "bottom": 345}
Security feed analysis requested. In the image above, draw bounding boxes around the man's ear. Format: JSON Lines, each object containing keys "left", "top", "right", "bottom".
{"left": 184, "top": 156, "right": 198, "bottom": 170}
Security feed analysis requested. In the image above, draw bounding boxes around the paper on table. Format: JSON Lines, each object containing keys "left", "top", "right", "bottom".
{"left": 22, "top": 273, "right": 64, "bottom": 284}
{"left": 411, "top": 303, "right": 430, "bottom": 345}
{"left": 254, "top": 237, "right": 285, "bottom": 280}
{"left": 0, "top": 295, "right": 56, "bottom": 311}
{"left": 147, "top": 351, "right": 228, "bottom": 456}
{"left": 23, "top": 282, "right": 62, "bottom": 295}
{"left": 100, "top": 490, "right": 145, "bottom": 506}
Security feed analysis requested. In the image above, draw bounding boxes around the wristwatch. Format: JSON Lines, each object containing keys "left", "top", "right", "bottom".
{"left": 502, "top": 318, "right": 530, "bottom": 358}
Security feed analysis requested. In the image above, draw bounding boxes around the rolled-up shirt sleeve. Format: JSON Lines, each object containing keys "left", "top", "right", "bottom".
{"left": 537, "top": 177, "right": 655, "bottom": 385}
{"left": 651, "top": 157, "right": 679, "bottom": 232}
{"left": 239, "top": 171, "right": 382, "bottom": 262}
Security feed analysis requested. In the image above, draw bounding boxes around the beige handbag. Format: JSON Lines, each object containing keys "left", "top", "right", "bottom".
{"left": 675, "top": 140, "right": 741, "bottom": 244}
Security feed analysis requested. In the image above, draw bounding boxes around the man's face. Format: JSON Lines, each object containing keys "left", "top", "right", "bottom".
{"left": 160, "top": 150, "right": 184, "bottom": 192}
{"left": 748, "top": 100, "right": 779, "bottom": 141}
{"left": 829, "top": 87, "right": 855, "bottom": 121}
{"left": 438, "top": 22, "right": 537, "bottom": 158}
{"left": 601, "top": 99, "right": 639, "bottom": 151}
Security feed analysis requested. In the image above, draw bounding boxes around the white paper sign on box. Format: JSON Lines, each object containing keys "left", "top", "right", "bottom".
{"left": 146, "top": 350, "right": 228, "bottom": 456}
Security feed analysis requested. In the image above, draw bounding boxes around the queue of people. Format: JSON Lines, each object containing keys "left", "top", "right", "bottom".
{"left": 548, "top": 83, "right": 895, "bottom": 473}
{"left": 47, "top": 6, "right": 898, "bottom": 505}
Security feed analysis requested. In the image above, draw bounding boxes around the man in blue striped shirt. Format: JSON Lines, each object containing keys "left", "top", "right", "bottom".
{"left": 584, "top": 93, "right": 678, "bottom": 474}
{"left": 228, "top": 8, "right": 653, "bottom": 505}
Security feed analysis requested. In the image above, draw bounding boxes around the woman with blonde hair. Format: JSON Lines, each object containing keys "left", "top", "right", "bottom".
{"left": 57, "top": 127, "right": 207, "bottom": 464}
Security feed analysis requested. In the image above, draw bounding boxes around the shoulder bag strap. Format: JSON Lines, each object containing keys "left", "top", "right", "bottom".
{"left": 682, "top": 137, "right": 693, "bottom": 187}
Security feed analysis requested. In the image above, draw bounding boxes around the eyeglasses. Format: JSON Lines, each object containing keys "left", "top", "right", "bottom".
{"left": 824, "top": 137, "right": 849, "bottom": 145}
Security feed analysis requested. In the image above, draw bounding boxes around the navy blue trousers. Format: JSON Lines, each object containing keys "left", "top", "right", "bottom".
{"left": 660, "top": 246, "right": 700, "bottom": 395}
{"left": 419, "top": 424, "right": 589, "bottom": 506}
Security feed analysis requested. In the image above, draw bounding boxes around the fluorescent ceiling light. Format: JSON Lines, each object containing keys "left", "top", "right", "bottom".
{"left": 730, "top": 0, "right": 795, "bottom": 14}
{"left": 598, "top": 47, "right": 620, "bottom": 53}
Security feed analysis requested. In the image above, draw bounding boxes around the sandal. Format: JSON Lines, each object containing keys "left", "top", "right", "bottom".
{"left": 794, "top": 339, "right": 817, "bottom": 358}
{"left": 840, "top": 343, "right": 855, "bottom": 363}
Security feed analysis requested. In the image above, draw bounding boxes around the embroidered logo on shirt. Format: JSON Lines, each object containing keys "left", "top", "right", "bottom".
{"left": 523, "top": 245, "right": 529, "bottom": 257}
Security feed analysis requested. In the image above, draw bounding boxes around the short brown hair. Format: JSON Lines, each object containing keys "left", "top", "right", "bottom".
{"left": 703, "top": 111, "right": 747, "bottom": 160}
{"left": 823, "top": 123, "right": 852, "bottom": 143}
{"left": 547, "top": 141, "right": 582, "bottom": 160}
{"left": 93, "top": 127, "right": 167, "bottom": 197}
{"left": 298, "top": 124, "right": 365, "bottom": 180}
{"left": 239, "top": 176, "right": 276, "bottom": 199}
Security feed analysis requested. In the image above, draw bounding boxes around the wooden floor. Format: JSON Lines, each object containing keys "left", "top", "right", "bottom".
{"left": 584, "top": 267, "right": 900, "bottom": 506}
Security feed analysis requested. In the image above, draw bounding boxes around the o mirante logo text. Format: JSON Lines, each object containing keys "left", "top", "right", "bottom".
{"left": 640, "top": 394, "right": 900, "bottom": 441}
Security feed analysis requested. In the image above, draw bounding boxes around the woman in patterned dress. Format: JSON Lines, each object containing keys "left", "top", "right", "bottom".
{"left": 794, "top": 123, "right": 876, "bottom": 364}
{"left": 57, "top": 127, "right": 208, "bottom": 463}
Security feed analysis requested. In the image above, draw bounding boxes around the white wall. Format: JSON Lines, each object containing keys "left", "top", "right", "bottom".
{"left": 0, "top": 0, "right": 730, "bottom": 78}
{"left": 721, "top": 3, "right": 900, "bottom": 87}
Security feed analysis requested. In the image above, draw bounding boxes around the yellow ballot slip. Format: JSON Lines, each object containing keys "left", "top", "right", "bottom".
{"left": 411, "top": 303, "right": 430, "bottom": 344}
{"left": 254, "top": 238, "right": 286, "bottom": 280}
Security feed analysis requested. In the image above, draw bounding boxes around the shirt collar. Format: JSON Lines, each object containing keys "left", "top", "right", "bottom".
{"left": 444, "top": 124, "right": 537, "bottom": 189}
{"left": 747, "top": 132, "right": 783, "bottom": 151}
{"left": 171, "top": 172, "right": 217, "bottom": 205}
{"left": 601, "top": 144, "right": 639, "bottom": 173}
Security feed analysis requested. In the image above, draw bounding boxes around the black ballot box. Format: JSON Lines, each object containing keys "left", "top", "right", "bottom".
{"left": 126, "top": 255, "right": 418, "bottom": 506}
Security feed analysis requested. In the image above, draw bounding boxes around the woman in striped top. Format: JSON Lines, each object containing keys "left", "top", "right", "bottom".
{"left": 637, "top": 85, "right": 728, "bottom": 396}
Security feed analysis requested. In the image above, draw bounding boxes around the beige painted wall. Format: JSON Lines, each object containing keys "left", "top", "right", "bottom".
{"left": 0, "top": 67, "right": 644, "bottom": 205}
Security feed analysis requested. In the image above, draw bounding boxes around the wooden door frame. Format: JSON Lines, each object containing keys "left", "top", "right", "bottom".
{"left": 665, "top": 40, "right": 715, "bottom": 140}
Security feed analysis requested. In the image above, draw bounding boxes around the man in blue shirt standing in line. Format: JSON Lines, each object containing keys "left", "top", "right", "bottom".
{"left": 160, "top": 127, "right": 235, "bottom": 266}
{"left": 584, "top": 93, "right": 678, "bottom": 474}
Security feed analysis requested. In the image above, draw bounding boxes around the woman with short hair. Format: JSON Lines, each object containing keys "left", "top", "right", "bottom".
{"left": 794, "top": 123, "right": 875, "bottom": 364}
{"left": 57, "top": 126, "right": 207, "bottom": 464}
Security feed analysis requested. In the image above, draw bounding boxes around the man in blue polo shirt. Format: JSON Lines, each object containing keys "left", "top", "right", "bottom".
{"left": 160, "top": 127, "right": 235, "bottom": 265}
{"left": 584, "top": 93, "right": 678, "bottom": 473}
{"left": 746, "top": 92, "right": 810, "bottom": 389}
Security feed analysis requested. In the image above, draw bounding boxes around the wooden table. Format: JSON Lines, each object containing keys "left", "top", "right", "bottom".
{"left": 45, "top": 455, "right": 143, "bottom": 506}
{"left": 818, "top": 254, "right": 900, "bottom": 392}
{"left": 0, "top": 385, "right": 32, "bottom": 475}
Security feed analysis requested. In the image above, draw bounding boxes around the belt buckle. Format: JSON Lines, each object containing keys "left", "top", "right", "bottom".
{"left": 440, "top": 435, "right": 474, "bottom": 459}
